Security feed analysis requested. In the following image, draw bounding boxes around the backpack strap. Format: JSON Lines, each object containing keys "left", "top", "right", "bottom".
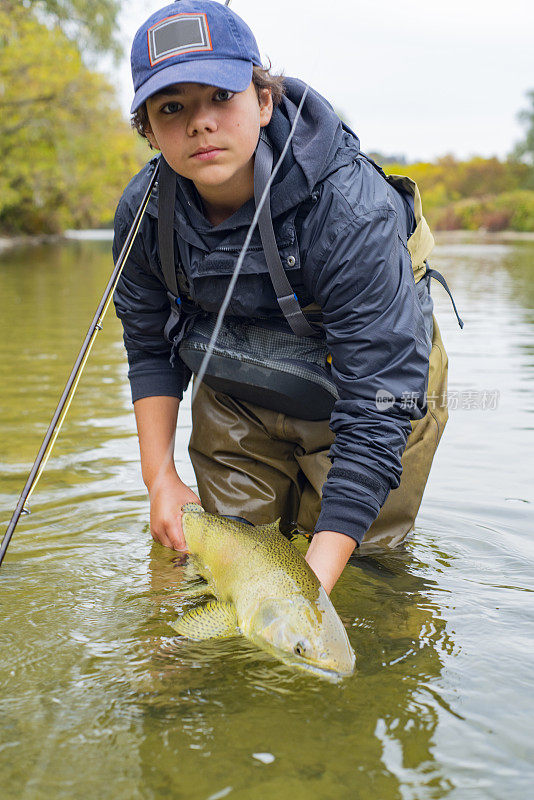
{"left": 254, "top": 135, "right": 321, "bottom": 338}
{"left": 158, "top": 156, "right": 180, "bottom": 298}
{"left": 158, "top": 156, "right": 201, "bottom": 346}
{"left": 426, "top": 267, "right": 464, "bottom": 329}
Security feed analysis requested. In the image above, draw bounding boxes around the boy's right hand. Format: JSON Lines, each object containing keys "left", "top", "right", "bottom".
{"left": 148, "top": 474, "right": 201, "bottom": 551}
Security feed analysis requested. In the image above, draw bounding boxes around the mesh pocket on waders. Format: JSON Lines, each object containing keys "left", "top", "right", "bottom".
{"left": 179, "top": 315, "right": 339, "bottom": 420}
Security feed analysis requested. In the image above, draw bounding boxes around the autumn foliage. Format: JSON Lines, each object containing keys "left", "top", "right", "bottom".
{"left": 384, "top": 156, "right": 534, "bottom": 232}
{"left": 0, "top": 2, "right": 142, "bottom": 234}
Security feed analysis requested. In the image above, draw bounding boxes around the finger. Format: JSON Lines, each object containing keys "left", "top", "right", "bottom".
{"left": 164, "top": 520, "right": 188, "bottom": 552}
{"left": 150, "top": 526, "right": 173, "bottom": 550}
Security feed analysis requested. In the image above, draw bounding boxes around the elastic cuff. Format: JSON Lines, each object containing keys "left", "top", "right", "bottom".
{"left": 327, "top": 466, "right": 390, "bottom": 506}
{"left": 130, "top": 370, "right": 184, "bottom": 403}
{"left": 315, "top": 496, "right": 382, "bottom": 546}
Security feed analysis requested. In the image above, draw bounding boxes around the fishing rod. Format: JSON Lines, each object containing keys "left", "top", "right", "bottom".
{"left": 0, "top": 160, "right": 160, "bottom": 568}
{"left": 2, "top": 0, "right": 303, "bottom": 564}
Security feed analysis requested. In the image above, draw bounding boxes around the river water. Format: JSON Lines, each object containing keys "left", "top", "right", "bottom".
{"left": 0, "top": 233, "right": 533, "bottom": 800}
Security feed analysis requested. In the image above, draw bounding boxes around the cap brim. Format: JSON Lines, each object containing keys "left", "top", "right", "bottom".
{"left": 130, "top": 58, "right": 253, "bottom": 113}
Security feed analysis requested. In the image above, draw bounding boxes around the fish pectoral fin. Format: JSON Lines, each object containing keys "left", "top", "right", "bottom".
{"left": 170, "top": 601, "right": 238, "bottom": 640}
{"left": 178, "top": 579, "right": 212, "bottom": 599}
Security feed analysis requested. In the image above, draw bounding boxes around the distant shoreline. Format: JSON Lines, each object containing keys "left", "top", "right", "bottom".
{"left": 0, "top": 229, "right": 114, "bottom": 253}
{"left": 0, "top": 234, "right": 64, "bottom": 253}
{"left": 1, "top": 228, "right": 534, "bottom": 255}
{"left": 434, "top": 230, "right": 534, "bottom": 242}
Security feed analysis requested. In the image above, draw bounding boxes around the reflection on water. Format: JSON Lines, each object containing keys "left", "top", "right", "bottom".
{"left": 1, "top": 234, "right": 533, "bottom": 799}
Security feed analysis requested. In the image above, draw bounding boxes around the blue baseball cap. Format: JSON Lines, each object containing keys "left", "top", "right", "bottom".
{"left": 130, "top": 0, "right": 262, "bottom": 113}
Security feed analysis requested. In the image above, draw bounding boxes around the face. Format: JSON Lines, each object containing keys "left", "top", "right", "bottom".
{"left": 145, "top": 81, "right": 272, "bottom": 201}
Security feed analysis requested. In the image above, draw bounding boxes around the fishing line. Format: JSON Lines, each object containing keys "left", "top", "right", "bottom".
{"left": 145, "top": 84, "right": 310, "bottom": 514}
{"left": 191, "top": 84, "right": 310, "bottom": 403}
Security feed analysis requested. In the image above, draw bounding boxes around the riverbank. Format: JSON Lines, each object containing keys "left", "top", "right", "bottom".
{"left": 0, "top": 229, "right": 114, "bottom": 254}
{"left": 0, "top": 234, "right": 64, "bottom": 254}
{"left": 2, "top": 228, "right": 534, "bottom": 256}
{"left": 434, "top": 230, "right": 534, "bottom": 241}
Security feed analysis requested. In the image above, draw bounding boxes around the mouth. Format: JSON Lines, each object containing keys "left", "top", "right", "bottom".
{"left": 279, "top": 651, "right": 353, "bottom": 682}
{"left": 190, "top": 146, "right": 224, "bottom": 161}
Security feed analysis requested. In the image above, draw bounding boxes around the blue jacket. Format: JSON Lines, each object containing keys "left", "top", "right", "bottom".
{"left": 113, "top": 78, "right": 432, "bottom": 545}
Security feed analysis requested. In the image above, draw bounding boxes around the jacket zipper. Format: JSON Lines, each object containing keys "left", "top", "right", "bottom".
{"left": 214, "top": 238, "right": 293, "bottom": 254}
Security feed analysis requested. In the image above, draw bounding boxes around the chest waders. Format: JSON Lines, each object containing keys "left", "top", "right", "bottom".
{"left": 158, "top": 141, "right": 463, "bottom": 549}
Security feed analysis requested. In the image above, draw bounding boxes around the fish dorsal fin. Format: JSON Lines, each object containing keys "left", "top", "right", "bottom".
{"left": 170, "top": 601, "right": 238, "bottom": 640}
{"left": 253, "top": 518, "right": 282, "bottom": 535}
{"left": 181, "top": 503, "right": 204, "bottom": 514}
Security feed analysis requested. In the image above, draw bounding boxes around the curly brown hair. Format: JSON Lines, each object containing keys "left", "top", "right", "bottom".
{"left": 131, "top": 65, "right": 285, "bottom": 142}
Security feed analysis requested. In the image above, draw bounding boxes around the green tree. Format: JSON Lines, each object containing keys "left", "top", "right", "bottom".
{"left": 513, "top": 89, "right": 534, "bottom": 168}
{"left": 2, "top": 0, "right": 121, "bottom": 57}
{"left": 0, "top": 4, "right": 142, "bottom": 234}
{"left": 384, "top": 155, "right": 534, "bottom": 232}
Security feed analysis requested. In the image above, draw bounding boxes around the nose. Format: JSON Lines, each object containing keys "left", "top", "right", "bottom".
{"left": 186, "top": 102, "right": 218, "bottom": 137}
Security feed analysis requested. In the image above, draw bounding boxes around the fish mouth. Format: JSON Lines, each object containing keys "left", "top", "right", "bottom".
{"left": 276, "top": 651, "right": 354, "bottom": 682}
{"left": 247, "top": 633, "right": 355, "bottom": 681}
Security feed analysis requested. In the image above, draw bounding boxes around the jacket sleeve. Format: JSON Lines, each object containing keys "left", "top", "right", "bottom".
{"left": 311, "top": 205, "right": 429, "bottom": 545}
{"left": 112, "top": 196, "right": 189, "bottom": 403}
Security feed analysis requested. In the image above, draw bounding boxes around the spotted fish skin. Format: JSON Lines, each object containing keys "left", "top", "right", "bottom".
{"left": 175, "top": 504, "right": 355, "bottom": 678}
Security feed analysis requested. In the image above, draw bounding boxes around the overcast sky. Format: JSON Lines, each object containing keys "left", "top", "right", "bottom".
{"left": 113, "top": 0, "right": 534, "bottom": 162}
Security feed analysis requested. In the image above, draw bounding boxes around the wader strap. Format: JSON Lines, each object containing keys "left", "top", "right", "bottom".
{"left": 254, "top": 136, "right": 320, "bottom": 338}
{"left": 426, "top": 267, "right": 464, "bottom": 329}
{"left": 157, "top": 157, "right": 179, "bottom": 298}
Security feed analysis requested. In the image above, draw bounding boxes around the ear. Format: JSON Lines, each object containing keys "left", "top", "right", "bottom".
{"left": 145, "top": 127, "right": 160, "bottom": 151}
{"left": 259, "top": 88, "right": 273, "bottom": 128}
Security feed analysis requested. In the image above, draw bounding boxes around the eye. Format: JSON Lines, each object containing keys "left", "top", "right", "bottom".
{"left": 214, "top": 89, "right": 234, "bottom": 103}
{"left": 294, "top": 640, "right": 307, "bottom": 657}
{"left": 161, "top": 101, "right": 182, "bottom": 115}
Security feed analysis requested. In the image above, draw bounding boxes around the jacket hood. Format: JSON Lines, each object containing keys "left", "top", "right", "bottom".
{"left": 268, "top": 77, "right": 360, "bottom": 217}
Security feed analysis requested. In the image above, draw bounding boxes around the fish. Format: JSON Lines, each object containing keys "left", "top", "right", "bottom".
{"left": 169, "top": 504, "right": 356, "bottom": 679}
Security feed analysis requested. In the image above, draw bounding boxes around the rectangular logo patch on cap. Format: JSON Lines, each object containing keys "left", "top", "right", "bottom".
{"left": 148, "top": 13, "right": 213, "bottom": 66}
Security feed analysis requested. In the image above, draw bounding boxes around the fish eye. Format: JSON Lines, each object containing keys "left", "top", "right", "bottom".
{"left": 294, "top": 640, "right": 308, "bottom": 657}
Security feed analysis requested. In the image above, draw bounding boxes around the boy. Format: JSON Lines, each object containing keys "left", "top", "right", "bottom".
{"left": 113, "top": 0, "right": 448, "bottom": 594}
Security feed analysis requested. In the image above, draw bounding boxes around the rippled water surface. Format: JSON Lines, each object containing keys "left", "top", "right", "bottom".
{"left": 1, "top": 234, "right": 533, "bottom": 799}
